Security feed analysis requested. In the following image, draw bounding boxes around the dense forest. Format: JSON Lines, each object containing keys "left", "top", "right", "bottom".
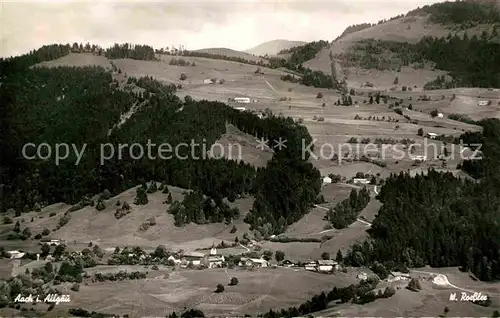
{"left": 0, "top": 45, "right": 321, "bottom": 235}
{"left": 340, "top": 30, "right": 500, "bottom": 88}
{"left": 341, "top": 119, "right": 500, "bottom": 282}
{"left": 408, "top": 0, "right": 500, "bottom": 25}
{"left": 277, "top": 40, "right": 329, "bottom": 65}
{"left": 325, "top": 188, "right": 370, "bottom": 229}
{"left": 104, "top": 43, "right": 156, "bottom": 60}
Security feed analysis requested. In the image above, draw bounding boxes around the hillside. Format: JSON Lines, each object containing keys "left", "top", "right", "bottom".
{"left": 192, "top": 47, "right": 267, "bottom": 63}
{"left": 245, "top": 39, "right": 307, "bottom": 57}
{"left": 305, "top": 0, "right": 500, "bottom": 78}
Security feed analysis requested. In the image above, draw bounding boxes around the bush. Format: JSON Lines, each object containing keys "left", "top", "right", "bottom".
{"left": 229, "top": 277, "right": 239, "bottom": 286}
{"left": 49, "top": 212, "right": 57, "bottom": 217}
{"left": 215, "top": 283, "right": 225, "bottom": 293}
{"left": 316, "top": 92, "right": 323, "bottom": 98}
{"left": 42, "top": 228, "right": 50, "bottom": 236}
{"left": 71, "top": 283, "right": 80, "bottom": 291}
{"left": 3, "top": 216, "right": 13, "bottom": 224}
{"left": 180, "top": 73, "right": 187, "bottom": 81}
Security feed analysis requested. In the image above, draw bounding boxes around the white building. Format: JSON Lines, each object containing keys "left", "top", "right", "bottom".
{"left": 353, "top": 178, "right": 370, "bottom": 184}
{"left": 322, "top": 176, "right": 332, "bottom": 184}
{"left": 437, "top": 113, "right": 444, "bottom": 118}
{"left": 7, "top": 250, "right": 25, "bottom": 259}
{"left": 305, "top": 261, "right": 318, "bottom": 271}
{"left": 412, "top": 155, "right": 427, "bottom": 162}
{"left": 477, "top": 100, "right": 491, "bottom": 106}
{"left": 239, "top": 257, "right": 268, "bottom": 268}
{"left": 234, "top": 97, "right": 250, "bottom": 104}
{"left": 317, "top": 260, "right": 337, "bottom": 272}
{"left": 235, "top": 107, "right": 246, "bottom": 111}
{"left": 167, "top": 255, "right": 182, "bottom": 264}
{"left": 357, "top": 272, "right": 368, "bottom": 280}
{"left": 208, "top": 255, "right": 225, "bottom": 268}
{"left": 182, "top": 251, "right": 205, "bottom": 266}
{"left": 203, "top": 79, "right": 212, "bottom": 84}
{"left": 426, "top": 132, "right": 438, "bottom": 139}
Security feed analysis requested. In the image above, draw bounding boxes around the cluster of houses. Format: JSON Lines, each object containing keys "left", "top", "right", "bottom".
{"left": 164, "top": 247, "right": 272, "bottom": 269}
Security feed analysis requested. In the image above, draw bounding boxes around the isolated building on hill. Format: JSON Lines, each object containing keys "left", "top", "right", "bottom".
{"left": 234, "top": 97, "right": 250, "bottom": 104}
{"left": 426, "top": 132, "right": 437, "bottom": 139}
{"left": 7, "top": 250, "right": 25, "bottom": 259}
{"left": 353, "top": 178, "right": 370, "bottom": 184}
{"left": 317, "top": 260, "right": 338, "bottom": 272}
{"left": 322, "top": 176, "right": 332, "bottom": 184}
{"left": 477, "top": 100, "right": 491, "bottom": 106}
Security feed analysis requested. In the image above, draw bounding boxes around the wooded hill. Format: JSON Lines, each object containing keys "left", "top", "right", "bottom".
{"left": 0, "top": 45, "right": 320, "bottom": 235}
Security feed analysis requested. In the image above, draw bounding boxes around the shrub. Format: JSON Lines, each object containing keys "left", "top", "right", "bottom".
{"left": 215, "top": 284, "right": 225, "bottom": 293}
{"left": 229, "top": 277, "right": 239, "bottom": 286}
{"left": 71, "top": 283, "right": 80, "bottom": 292}
{"left": 417, "top": 128, "right": 424, "bottom": 136}
{"left": 49, "top": 212, "right": 57, "bottom": 217}
{"left": 42, "top": 228, "right": 50, "bottom": 236}
{"left": 316, "top": 92, "right": 323, "bottom": 98}
{"left": 180, "top": 73, "right": 187, "bottom": 81}
{"left": 3, "top": 216, "right": 13, "bottom": 224}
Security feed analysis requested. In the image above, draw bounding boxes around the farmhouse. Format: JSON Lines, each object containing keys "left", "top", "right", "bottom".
{"left": 305, "top": 261, "right": 318, "bottom": 271}
{"left": 239, "top": 257, "right": 268, "bottom": 268}
{"left": 39, "top": 238, "right": 65, "bottom": 246}
{"left": 202, "top": 79, "right": 212, "bottom": 84}
{"left": 477, "top": 100, "right": 491, "bottom": 106}
{"left": 437, "top": 113, "right": 444, "bottom": 118}
{"left": 282, "top": 260, "right": 297, "bottom": 267}
{"left": 167, "top": 255, "right": 182, "bottom": 264}
{"left": 234, "top": 97, "right": 250, "bottom": 104}
{"left": 7, "top": 250, "right": 25, "bottom": 259}
{"left": 412, "top": 155, "right": 427, "bottom": 162}
{"left": 353, "top": 178, "right": 370, "bottom": 184}
{"left": 234, "top": 107, "right": 247, "bottom": 111}
{"left": 357, "top": 272, "right": 368, "bottom": 280}
{"left": 317, "top": 260, "right": 337, "bottom": 272}
{"left": 426, "top": 132, "right": 437, "bottom": 139}
{"left": 322, "top": 176, "right": 332, "bottom": 184}
{"left": 182, "top": 251, "right": 205, "bottom": 266}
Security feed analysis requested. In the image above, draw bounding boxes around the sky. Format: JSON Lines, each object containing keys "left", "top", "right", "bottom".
{"left": 1, "top": 0, "right": 445, "bottom": 58}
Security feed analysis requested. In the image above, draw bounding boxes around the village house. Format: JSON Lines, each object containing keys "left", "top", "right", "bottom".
{"left": 305, "top": 261, "right": 318, "bottom": 271}
{"left": 7, "top": 250, "right": 25, "bottom": 259}
{"left": 202, "top": 79, "right": 213, "bottom": 84}
{"left": 412, "top": 155, "right": 427, "bottom": 162}
{"left": 167, "top": 255, "right": 182, "bottom": 265}
{"left": 182, "top": 251, "right": 205, "bottom": 266}
{"left": 239, "top": 257, "right": 268, "bottom": 268}
{"left": 388, "top": 271, "right": 411, "bottom": 282}
{"left": 317, "top": 260, "right": 338, "bottom": 272}
{"left": 282, "top": 260, "right": 296, "bottom": 268}
{"left": 206, "top": 247, "right": 225, "bottom": 268}
{"left": 322, "top": 176, "right": 332, "bottom": 184}
{"left": 357, "top": 272, "right": 368, "bottom": 280}
{"left": 426, "top": 132, "right": 437, "bottom": 139}
{"left": 353, "top": 178, "right": 370, "bottom": 184}
{"left": 437, "top": 112, "right": 444, "bottom": 118}
{"left": 477, "top": 100, "right": 491, "bottom": 106}
{"left": 234, "top": 97, "right": 250, "bottom": 104}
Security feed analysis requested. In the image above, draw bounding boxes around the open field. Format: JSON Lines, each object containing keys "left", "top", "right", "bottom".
{"left": 209, "top": 123, "right": 273, "bottom": 167}
{"left": 48, "top": 267, "right": 359, "bottom": 317}
{"left": 0, "top": 186, "right": 253, "bottom": 252}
